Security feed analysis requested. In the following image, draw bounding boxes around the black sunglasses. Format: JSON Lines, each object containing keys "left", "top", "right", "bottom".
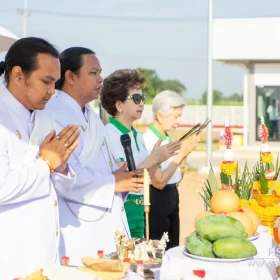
{"left": 125, "top": 93, "right": 146, "bottom": 105}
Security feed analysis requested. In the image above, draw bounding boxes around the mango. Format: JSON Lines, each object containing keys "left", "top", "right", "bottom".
{"left": 185, "top": 231, "right": 215, "bottom": 258}
{"left": 213, "top": 237, "right": 257, "bottom": 259}
{"left": 196, "top": 215, "right": 245, "bottom": 242}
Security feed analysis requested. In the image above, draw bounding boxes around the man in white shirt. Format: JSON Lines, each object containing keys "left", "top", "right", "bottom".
{"left": 0, "top": 37, "right": 79, "bottom": 279}
{"left": 31, "top": 47, "right": 144, "bottom": 266}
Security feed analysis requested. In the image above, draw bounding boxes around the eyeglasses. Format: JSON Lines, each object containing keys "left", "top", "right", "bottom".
{"left": 125, "top": 93, "right": 146, "bottom": 105}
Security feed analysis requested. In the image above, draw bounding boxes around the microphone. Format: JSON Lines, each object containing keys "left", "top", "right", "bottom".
{"left": 120, "top": 134, "right": 136, "bottom": 172}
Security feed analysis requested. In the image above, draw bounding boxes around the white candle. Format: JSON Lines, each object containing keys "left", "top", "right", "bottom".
{"left": 144, "top": 169, "right": 150, "bottom": 205}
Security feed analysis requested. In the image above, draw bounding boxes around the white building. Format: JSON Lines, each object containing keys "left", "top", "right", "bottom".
{"left": 213, "top": 17, "right": 280, "bottom": 146}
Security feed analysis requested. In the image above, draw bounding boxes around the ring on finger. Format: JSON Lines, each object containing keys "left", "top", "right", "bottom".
{"left": 64, "top": 142, "right": 69, "bottom": 147}
{"left": 56, "top": 135, "right": 61, "bottom": 140}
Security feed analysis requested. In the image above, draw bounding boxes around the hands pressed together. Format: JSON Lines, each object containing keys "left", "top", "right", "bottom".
{"left": 39, "top": 124, "right": 80, "bottom": 170}
{"left": 150, "top": 134, "right": 200, "bottom": 166}
{"left": 176, "top": 135, "right": 200, "bottom": 160}
{"left": 150, "top": 138, "right": 182, "bottom": 164}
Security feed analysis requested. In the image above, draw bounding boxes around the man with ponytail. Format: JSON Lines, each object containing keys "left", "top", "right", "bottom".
{"left": 0, "top": 38, "right": 79, "bottom": 279}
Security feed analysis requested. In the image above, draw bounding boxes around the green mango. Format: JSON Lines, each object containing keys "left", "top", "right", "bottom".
{"left": 196, "top": 215, "right": 245, "bottom": 242}
{"left": 213, "top": 237, "right": 257, "bottom": 259}
{"left": 185, "top": 231, "right": 215, "bottom": 258}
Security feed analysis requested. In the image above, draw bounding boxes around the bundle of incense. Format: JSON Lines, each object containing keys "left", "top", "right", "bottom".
{"left": 196, "top": 118, "right": 212, "bottom": 135}
{"left": 179, "top": 117, "right": 212, "bottom": 142}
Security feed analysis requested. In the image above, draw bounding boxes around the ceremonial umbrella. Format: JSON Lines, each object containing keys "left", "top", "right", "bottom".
{"left": 0, "top": 26, "right": 19, "bottom": 52}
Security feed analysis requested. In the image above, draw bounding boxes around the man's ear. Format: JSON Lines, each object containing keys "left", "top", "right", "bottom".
{"left": 11, "top": 66, "right": 24, "bottom": 87}
{"left": 64, "top": 70, "right": 75, "bottom": 85}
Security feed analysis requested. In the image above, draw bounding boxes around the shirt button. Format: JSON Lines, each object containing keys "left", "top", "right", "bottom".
{"left": 54, "top": 200, "right": 58, "bottom": 207}
{"left": 56, "top": 228, "right": 60, "bottom": 235}
{"left": 101, "top": 141, "right": 105, "bottom": 146}
{"left": 121, "top": 206, "right": 124, "bottom": 212}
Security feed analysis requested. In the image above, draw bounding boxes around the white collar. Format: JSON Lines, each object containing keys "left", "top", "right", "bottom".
{"left": 2, "top": 86, "right": 31, "bottom": 123}
{"left": 51, "top": 90, "right": 88, "bottom": 126}
{"left": 44, "top": 89, "right": 105, "bottom": 167}
{"left": 55, "top": 90, "right": 82, "bottom": 112}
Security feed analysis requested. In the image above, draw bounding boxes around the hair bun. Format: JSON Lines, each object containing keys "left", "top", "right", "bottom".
{"left": 0, "top": 61, "right": 6, "bottom": 76}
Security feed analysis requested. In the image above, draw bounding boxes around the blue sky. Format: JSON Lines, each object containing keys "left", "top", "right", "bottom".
{"left": 1, "top": 0, "right": 280, "bottom": 99}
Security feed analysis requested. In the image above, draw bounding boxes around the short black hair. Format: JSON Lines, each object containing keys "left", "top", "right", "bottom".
{"left": 55, "top": 47, "right": 95, "bottom": 90}
{"left": 0, "top": 37, "right": 59, "bottom": 84}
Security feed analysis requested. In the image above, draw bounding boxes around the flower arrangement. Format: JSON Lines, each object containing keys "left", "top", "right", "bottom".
{"left": 220, "top": 119, "right": 236, "bottom": 181}
{"left": 200, "top": 119, "right": 253, "bottom": 208}
{"left": 251, "top": 116, "right": 280, "bottom": 200}
{"left": 199, "top": 116, "right": 280, "bottom": 233}
{"left": 240, "top": 199, "right": 280, "bottom": 217}
{"left": 220, "top": 120, "right": 253, "bottom": 199}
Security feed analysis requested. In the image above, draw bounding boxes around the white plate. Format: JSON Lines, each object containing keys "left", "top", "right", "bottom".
{"left": 183, "top": 249, "right": 249, "bottom": 263}
{"left": 247, "top": 232, "right": 260, "bottom": 241}
{"left": 257, "top": 225, "right": 269, "bottom": 233}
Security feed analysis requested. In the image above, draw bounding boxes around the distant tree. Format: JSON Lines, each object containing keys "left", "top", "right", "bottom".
{"left": 162, "top": 79, "right": 186, "bottom": 94}
{"left": 227, "top": 92, "right": 243, "bottom": 102}
{"left": 201, "top": 90, "right": 223, "bottom": 105}
{"left": 136, "top": 68, "right": 159, "bottom": 101}
{"left": 137, "top": 68, "right": 186, "bottom": 103}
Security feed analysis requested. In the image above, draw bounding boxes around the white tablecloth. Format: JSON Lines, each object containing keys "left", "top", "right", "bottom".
{"left": 158, "top": 231, "right": 278, "bottom": 280}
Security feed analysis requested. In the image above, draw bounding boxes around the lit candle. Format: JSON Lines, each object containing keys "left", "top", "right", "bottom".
{"left": 144, "top": 169, "right": 150, "bottom": 205}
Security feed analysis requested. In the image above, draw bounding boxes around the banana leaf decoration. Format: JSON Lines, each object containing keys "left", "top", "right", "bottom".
{"left": 199, "top": 162, "right": 219, "bottom": 208}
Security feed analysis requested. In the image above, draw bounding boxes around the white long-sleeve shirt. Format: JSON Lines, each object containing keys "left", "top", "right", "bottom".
{"left": 0, "top": 87, "right": 76, "bottom": 280}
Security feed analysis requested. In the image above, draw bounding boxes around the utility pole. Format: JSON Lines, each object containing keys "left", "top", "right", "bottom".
{"left": 18, "top": 0, "right": 30, "bottom": 37}
{"left": 206, "top": 0, "right": 213, "bottom": 166}
{"left": 23, "top": 0, "right": 28, "bottom": 37}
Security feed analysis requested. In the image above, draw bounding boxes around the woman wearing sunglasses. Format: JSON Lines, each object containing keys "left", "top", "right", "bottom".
{"left": 101, "top": 69, "right": 182, "bottom": 239}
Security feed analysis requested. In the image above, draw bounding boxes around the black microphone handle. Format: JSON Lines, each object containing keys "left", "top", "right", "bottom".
{"left": 123, "top": 145, "right": 136, "bottom": 172}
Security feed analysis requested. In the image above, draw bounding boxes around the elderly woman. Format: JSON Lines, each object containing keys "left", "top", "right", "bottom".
{"left": 101, "top": 69, "right": 182, "bottom": 239}
{"left": 143, "top": 90, "right": 199, "bottom": 249}
{"left": 101, "top": 70, "right": 199, "bottom": 246}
